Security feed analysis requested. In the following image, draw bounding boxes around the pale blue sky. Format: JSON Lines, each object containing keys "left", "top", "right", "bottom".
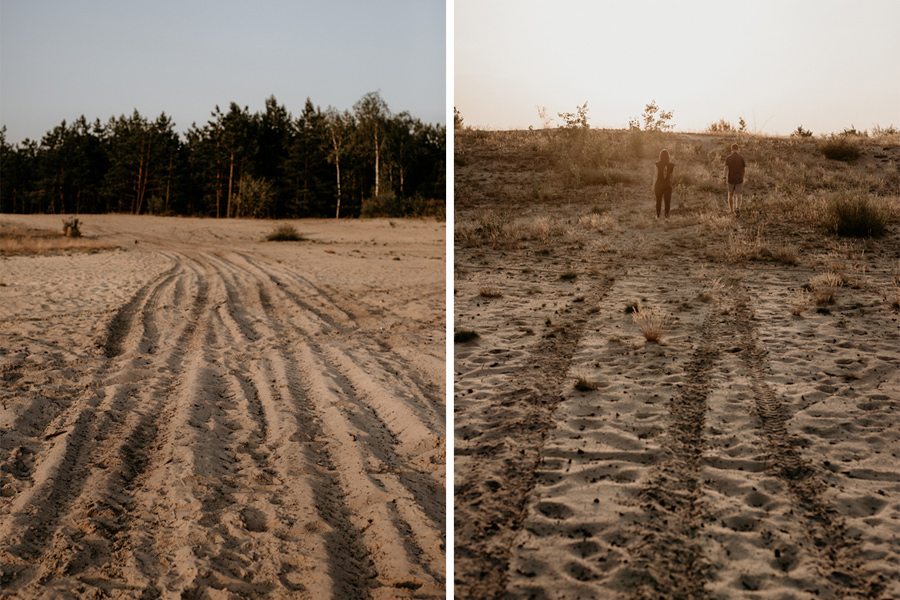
{"left": 1, "top": 0, "right": 446, "bottom": 144}
{"left": 455, "top": 0, "right": 900, "bottom": 135}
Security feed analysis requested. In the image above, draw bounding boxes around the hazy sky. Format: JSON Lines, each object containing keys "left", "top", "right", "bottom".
{"left": 1, "top": 0, "right": 446, "bottom": 145}
{"left": 455, "top": 0, "right": 900, "bottom": 135}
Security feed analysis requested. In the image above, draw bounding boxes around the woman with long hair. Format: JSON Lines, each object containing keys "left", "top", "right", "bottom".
{"left": 653, "top": 149, "right": 674, "bottom": 219}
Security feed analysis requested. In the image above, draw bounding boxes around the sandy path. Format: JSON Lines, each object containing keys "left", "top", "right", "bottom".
{"left": 0, "top": 214, "right": 445, "bottom": 599}
{"left": 453, "top": 136, "right": 899, "bottom": 599}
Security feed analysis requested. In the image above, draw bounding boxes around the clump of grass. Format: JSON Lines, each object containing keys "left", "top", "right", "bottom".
{"left": 632, "top": 304, "right": 672, "bottom": 343}
{"left": 266, "top": 223, "right": 304, "bottom": 242}
{"left": 454, "top": 330, "right": 480, "bottom": 343}
{"left": 769, "top": 244, "right": 799, "bottom": 265}
{"left": 624, "top": 302, "right": 640, "bottom": 314}
{"left": 809, "top": 272, "right": 842, "bottom": 305}
{"left": 819, "top": 136, "right": 861, "bottom": 161}
{"left": 559, "top": 270, "right": 578, "bottom": 280}
{"left": 574, "top": 374, "right": 599, "bottom": 392}
{"left": 790, "top": 289, "right": 811, "bottom": 315}
{"left": 698, "top": 277, "right": 726, "bottom": 303}
{"left": 479, "top": 287, "right": 503, "bottom": 298}
{"left": 822, "top": 190, "right": 887, "bottom": 238}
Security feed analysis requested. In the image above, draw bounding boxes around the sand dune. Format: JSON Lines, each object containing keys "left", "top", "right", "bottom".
{"left": 454, "top": 130, "right": 899, "bottom": 599}
{"left": 0, "top": 214, "right": 445, "bottom": 599}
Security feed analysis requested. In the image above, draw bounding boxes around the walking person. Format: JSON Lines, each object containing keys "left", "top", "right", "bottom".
{"left": 724, "top": 143, "right": 746, "bottom": 213}
{"left": 653, "top": 149, "right": 674, "bottom": 219}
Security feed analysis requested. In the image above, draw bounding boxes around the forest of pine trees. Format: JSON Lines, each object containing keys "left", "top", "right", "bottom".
{"left": 0, "top": 92, "right": 445, "bottom": 219}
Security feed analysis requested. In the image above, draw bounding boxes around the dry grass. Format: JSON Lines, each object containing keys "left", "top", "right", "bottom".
{"left": 631, "top": 304, "right": 672, "bottom": 343}
{"left": 0, "top": 221, "right": 113, "bottom": 256}
{"left": 809, "top": 272, "right": 843, "bottom": 305}
{"left": 574, "top": 372, "right": 599, "bottom": 392}
{"left": 478, "top": 287, "right": 503, "bottom": 298}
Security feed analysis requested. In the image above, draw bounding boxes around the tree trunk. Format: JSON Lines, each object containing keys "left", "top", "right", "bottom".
{"left": 335, "top": 157, "right": 341, "bottom": 219}
{"left": 374, "top": 130, "right": 380, "bottom": 197}
{"left": 227, "top": 152, "right": 234, "bottom": 218}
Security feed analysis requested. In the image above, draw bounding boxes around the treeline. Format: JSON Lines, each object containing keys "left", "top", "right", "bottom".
{"left": 0, "top": 92, "right": 445, "bottom": 219}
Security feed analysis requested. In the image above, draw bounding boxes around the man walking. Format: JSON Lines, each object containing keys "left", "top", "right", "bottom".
{"left": 724, "top": 143, "right": 746, "bottom": 213}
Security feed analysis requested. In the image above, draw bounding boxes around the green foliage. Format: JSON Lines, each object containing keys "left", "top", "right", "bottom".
{"left": 707, "top": 118, "right": 746, "bottom": 134}
{"left": 454, "top": 107, "right": 464, "bottom": 129}
{"left": 820, "top": 136, "right": 862, "bottom": 161}
{"left": 557, "top": 102, "right": 590, "bottom": 129}
{"left": 1, "top": 93, "right": 445, "bottom": 219}
{"left": 359, "top": 190, "right": 443, "bottom": 218}
{"left": 639, "top": 100, "right": 675, "bottom": 132}
{"left": 265, "top": 223, "right": 304, "bottom": 242}
{"left": 822, "top": 190, "right": 887, "bottom": 238}
{"left": 235, "top": 175, "right": 275, "bottom": 218}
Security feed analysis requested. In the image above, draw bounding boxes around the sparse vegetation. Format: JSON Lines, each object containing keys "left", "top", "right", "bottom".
{"left": 809, "top": 272, "right": 842, "bottom": 305}
{"left": 478, "top": 287, "right": 503, "bottom": 298}
{"left": 820, "top": 136, "right": 862, "bottom": 161}
{"left": 265, "top": 223, "right": 304, "bottom": 242}
{"left": 822, "top": 190, "right": 887, "bottom": 238}
{"left": 632, "top": 304, "right": 672, "bottom": 343}
{"left": 0, "top": 221, "right": 112, "bottom": 256}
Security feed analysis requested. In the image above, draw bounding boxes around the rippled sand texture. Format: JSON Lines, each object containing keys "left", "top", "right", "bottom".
{"left": 0, "top": 214, "right": 445, "bottom": 599}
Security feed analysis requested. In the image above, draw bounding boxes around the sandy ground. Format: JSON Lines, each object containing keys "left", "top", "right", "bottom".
{"left": 0, "top": 214, "right": 445, "bottom": 599}
{"left": 454, "top": 135, "right": 900, "bottom": 599}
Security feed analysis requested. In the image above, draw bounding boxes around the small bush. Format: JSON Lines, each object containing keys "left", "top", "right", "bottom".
{"left": 822, "top": 191, "right": 887, "bottom": 238}
{"left": 454, "top": 330, "right": 480, "bottom": 343}
{"left": 62, "top": 217, "right": 81, "bottom": 238}
{"left": 574, "top": 375, "right": 599, "bottom": 392}
{"left": 478, "top": 287, "right": 503, "bottom": 298}
{"left": 820, "top": 136, "right": 861, "bottom": 161}
{"left": 266, "top": 224, "right": 304, "bottom": 242}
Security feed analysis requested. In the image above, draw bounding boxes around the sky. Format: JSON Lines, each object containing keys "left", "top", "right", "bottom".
{"left": 0, "top": 0, "right": 446, "bottom": 145}
{"left": 455, "top": 0, "right": 900, "bottom": 136}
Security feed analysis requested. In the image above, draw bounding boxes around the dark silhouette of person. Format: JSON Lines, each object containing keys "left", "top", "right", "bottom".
{"left": 653, "top": 149, "right": 674, "bottom": 219}
{"left": 724, "top": 143, "right": 746, "bottom": 212}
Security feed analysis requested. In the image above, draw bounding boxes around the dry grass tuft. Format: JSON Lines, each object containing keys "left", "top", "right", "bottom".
{"left": 808, "top": 272, "right": 843, "bottom": 305}
{"left": 632, "top": 304, "right": 672, "bottom": 343}
{"left": 574, "top": 373, "right": 599, "bottom": 392}
{"left": 478, "top": 287, "right": 503, "bottom": 298}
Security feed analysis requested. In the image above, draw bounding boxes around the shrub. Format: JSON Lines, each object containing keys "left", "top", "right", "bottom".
{"left": 791, "top": 125, "right": 813, "bottom": 138}
{"left": 454, "top": 330, "right": 479, "bottom": 343}
{"left": 62, "top": 217, "right": 81, "bottom": 238}
{"left": 574, "top": 375, "right": 599, "bottom": 391}
{"left": 819, "top": 136, "right": 861, "bottom": 161}
{"left": 822, "top": 190, "right": 887, "bottom": 237}
{"left": 266, "top": 224, "right": 304, "bottom": 242}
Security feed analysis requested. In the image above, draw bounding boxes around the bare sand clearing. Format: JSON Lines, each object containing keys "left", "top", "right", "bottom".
{"left": 0, "top": 214, "right": 445, "bottom": 599}
{"left": 454, "top": 131, "right": 899, "bottom": 599}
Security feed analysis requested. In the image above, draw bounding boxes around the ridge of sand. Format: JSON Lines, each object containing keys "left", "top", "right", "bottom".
{"left": 0, "top": 214, "right": 445, "bottom": 599}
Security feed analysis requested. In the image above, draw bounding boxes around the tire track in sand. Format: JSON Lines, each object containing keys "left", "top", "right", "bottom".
{"left": 728, "top": 281, "right": 885, "bottom": 599}
{"left": 454, "top": 274, "right": 615, "bottom": 600}
{"left": 0, "top": 247, "right": 444, "bottom": 599}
